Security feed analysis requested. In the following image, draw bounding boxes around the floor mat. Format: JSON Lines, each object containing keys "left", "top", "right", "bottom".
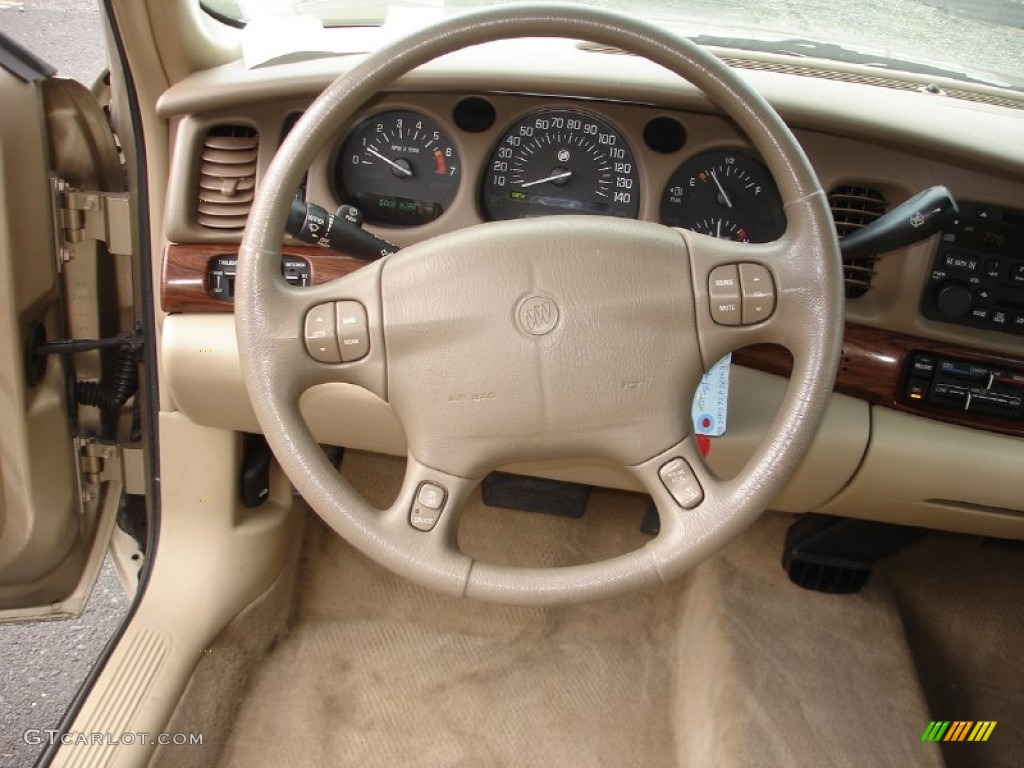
{"left": 219, "top": 451, "right": 943, "bottom": 767}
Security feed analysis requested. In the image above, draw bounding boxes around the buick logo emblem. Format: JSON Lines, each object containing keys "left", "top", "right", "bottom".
{"left": 516, "top": 294, "right": 559, "bottom": 336}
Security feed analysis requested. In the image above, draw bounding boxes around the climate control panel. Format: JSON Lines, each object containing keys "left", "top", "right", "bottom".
{"left": 921, "top": 201, "right": 1024, "bottom": 336}
{"left": 903, "top": 352, "right": 1024, "bottom": 421}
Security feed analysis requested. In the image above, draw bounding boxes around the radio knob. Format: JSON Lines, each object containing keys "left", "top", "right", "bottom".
{"left": 934, "top": 282, "right": 974, "bottom": 319}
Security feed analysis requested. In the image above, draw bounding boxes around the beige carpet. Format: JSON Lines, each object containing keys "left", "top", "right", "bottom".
{"left": 881, "top": 535, "right": 1024, "bottom": 768}
{"left": 213, "top": 451, "right": 945, "bottom": 767}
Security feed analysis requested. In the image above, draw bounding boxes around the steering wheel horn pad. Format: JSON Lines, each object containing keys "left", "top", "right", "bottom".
{"left": 384, "top": 217, "right": 702, "bottom": 479}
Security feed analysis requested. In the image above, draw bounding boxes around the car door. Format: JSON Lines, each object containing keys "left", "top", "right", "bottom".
{"left": 0, "top": 30, "right": 141, "bottom": 622}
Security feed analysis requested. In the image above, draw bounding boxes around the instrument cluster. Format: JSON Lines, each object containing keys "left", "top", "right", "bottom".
{"left": 331, "top": 99, "right": 786, "bottom": 243}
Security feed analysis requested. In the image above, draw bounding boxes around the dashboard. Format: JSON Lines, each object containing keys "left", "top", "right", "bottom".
{"left": 154, "top": 37, "right": 1024, "bottom": 540}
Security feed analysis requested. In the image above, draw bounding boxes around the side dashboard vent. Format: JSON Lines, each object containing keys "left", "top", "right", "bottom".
{"left": 197, "top": 125, "right": 258, "bottom": 230}
{"left": 828, "top": 185, "right": 888, "bottom": 298}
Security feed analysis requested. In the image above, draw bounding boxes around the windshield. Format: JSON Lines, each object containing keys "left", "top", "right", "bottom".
{"left": 203, "top": 0, "right": 1024, "bottom": 90}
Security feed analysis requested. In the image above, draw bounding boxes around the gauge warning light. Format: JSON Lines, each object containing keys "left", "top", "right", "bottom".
{"left": 432, "top": 148, "right": 447, "bottom": 176}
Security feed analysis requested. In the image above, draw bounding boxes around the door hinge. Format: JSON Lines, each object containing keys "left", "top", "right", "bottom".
{"left": 78, "top": 438, "right": 123, "bottom": 504}
{"left": 78, "top": 439, "right": 147, "bottom": 500}
{"left": 51, "top": 177, "right": 131, "bottom": 270}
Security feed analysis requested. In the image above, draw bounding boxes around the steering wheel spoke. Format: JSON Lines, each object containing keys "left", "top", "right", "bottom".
{"left": 686, "top": 220, "right": 840, "bottom": 367}
{"left": 364, "top": 456, "right": 480, "bottom": 594}
{"left": 629, "top": 436, "right": 713, "bottom": 539}
{"left": 238, "top": 244, "right": 388, "bottom": 399}
{"left": 385, "top": 458, "right": 479, "bottom": 542}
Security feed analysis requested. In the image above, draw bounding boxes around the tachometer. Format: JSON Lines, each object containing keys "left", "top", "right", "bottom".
{"left": 659, "top": 150, "right": 785, "bottom": 242}
{"left": 336, "top": 110, "right": 460, "bottom": 227}
{"left": 482, "top": 109, "right": 639, "bottom": 220}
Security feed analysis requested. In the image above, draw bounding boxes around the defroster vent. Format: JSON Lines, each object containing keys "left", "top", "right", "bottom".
{"left": 828, "top": 185, "right": 887, "bottom": 298}
{"left": 197, "top": 125, "right": 258, "bottom": 230}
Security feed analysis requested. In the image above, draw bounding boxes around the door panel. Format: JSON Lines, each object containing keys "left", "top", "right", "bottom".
{"left": 0, "top": 42, "right": 126, "bottom": 619}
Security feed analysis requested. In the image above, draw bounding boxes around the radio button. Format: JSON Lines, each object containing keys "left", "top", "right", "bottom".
{"left": 933, "top": 282, "right": 973, "bottom": 319}
{"left": 709, "top": 265, "right": 742, "bottom": 326}
{"left": 943, "top": 253, "right": 979, "bottom": 273}
{"left": 336, "top": 301, "right": 369, "bottom": 362}
{"left": 738, "top": 263, "right": 776, "bottom": 324}
{"left": 991, "top": 308, "right": 1011, "bottom": 328}
{"left": 304, "top": 303, "right": 341, "bottom": 363}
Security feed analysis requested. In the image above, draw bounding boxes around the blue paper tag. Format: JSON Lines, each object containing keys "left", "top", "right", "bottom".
{"left": 692, "top": 354, "right": 731, "bottom": 437}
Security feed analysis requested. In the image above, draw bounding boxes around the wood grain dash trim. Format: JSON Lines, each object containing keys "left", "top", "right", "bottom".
{"left": 162, "top": 243, "right": 370, "bottom": 313}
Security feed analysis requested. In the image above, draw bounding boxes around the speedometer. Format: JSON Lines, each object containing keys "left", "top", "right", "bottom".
{"left": 482, "top": 109, "right": 640, "bottom": 220}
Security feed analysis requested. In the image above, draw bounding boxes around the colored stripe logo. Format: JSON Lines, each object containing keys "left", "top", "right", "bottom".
{"left": 921, "top": 721, "right": 997, "bottom": 742}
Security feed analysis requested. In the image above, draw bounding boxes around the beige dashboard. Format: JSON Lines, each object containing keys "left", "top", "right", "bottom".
{"left": 153, "top": 37, "right": 1024, "bottom": 539}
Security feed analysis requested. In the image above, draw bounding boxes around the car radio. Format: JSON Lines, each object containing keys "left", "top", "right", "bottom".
{"left": 921, "top": 201, "right": 1024, "bottom": 336}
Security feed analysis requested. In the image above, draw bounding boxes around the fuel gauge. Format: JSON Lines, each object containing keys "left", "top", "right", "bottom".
{"left": 660, "top": 150, "right": 785, "bottom": 242}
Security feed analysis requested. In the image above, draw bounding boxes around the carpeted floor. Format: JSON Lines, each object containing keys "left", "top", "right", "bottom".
{"left": 214, "top": 451, "right": 954, "bottom": 767}
{"left": 880, "top": 535, "right": 1024, "bottom": 768}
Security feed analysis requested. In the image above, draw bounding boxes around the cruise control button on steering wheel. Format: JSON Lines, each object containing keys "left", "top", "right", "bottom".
{"left": 411, "top": 482, "right": 448, "bottom": 531}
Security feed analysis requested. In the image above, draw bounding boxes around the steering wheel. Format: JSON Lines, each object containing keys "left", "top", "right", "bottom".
{"left": 236, "top": 3, "right": 843, "bottom": 605}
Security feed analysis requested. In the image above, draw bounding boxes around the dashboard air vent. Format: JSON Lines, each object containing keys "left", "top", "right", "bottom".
{"left": 828, "top": 185, "right": 888, "bottom": 298}
{"left": 197, "top": 125, "right": 258, "bottom": 230}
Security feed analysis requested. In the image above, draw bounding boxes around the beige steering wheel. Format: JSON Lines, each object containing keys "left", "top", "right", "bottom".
{"left": 236, "top": 3, "right": 843, "bottom": 605}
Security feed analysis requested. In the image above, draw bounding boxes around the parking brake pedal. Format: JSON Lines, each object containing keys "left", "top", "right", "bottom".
{"left": 481, "top": 472, "right": 590, "bottom": 518}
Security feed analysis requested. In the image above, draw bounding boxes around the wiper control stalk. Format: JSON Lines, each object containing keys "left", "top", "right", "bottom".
{"left": 286, "top": 200, "right": 398, "bottom": 260}
{"left": 840, "top": 185, "right": 958, "bottom": 260}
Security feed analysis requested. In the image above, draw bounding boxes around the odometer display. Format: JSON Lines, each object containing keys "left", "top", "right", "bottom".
{"left": 483, "top": 109, "right": 640, "bottom": 221}
{"left": 337, "top": 110, "right": 460, "bottom": 227}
